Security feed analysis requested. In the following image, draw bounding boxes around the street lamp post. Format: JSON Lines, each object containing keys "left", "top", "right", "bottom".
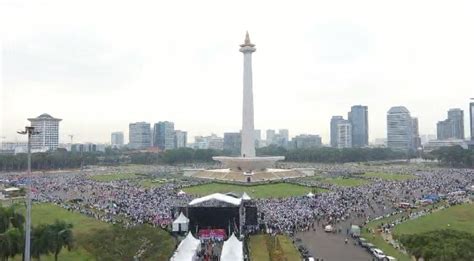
{"left": 17, "top": 126, "right": 39, "bottom": 261}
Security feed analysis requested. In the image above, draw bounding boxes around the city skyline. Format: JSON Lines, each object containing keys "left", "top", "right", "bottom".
{"left": 2, "top": 1, "right": 474, "bottom": 143}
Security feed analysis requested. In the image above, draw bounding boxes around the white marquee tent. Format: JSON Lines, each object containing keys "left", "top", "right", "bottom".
{"left": 169, "top": 232, "right": 200, "bottom": 261}
{"left": 306, "top": 192, "right": 315, "bottom": 198}
{"left": 188, "top": 193, "right": 242, "bottom": 206}
{"left": 172, "top": 212, "right": 190, "bottom": 232}
{"left": 220, "top": 233, "right": 243, "bottom": 261}
{"left": 241, "top": 192, "right": 251, "bottom": 200}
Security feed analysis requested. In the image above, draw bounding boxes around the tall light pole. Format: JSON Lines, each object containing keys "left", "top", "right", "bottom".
{"left": 17, "top": 126, "right": 39, "bottom": 261}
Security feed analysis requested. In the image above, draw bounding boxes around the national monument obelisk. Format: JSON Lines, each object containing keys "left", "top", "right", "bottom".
{"left": 213, "top": 32, "right": 284, "bottom": 174}
{"left": 240, "top": 31, "right": 256, "bottom": 158}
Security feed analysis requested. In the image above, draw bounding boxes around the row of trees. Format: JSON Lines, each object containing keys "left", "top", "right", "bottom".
{"left": 398, "top": 229, "right": 474, "bottom": 261}
{"left": 81, "top": 224, "right": 175, "bottom": 260}
{"left": 0, "top": 205, "right": 74, "bottom": 261}
{"left": 0, "top": 146, "right": 411, "bottom": 171}
{"left": 428, "top": 145, "right": 474, "bottom": 167}
{"left": 258, "top": 145, "right": 407, "bottom": 163}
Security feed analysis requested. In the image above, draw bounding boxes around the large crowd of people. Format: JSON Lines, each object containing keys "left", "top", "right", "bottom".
{"left": 0, "top": 163, "right": 472, "bottom": 238}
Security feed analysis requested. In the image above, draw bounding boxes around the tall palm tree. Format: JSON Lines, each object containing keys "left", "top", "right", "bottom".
{"left": 45, "top": 221, "right": 74, "bottom": 261}
{"left": 31, "top": 224, "right": 49, "bottom": 261}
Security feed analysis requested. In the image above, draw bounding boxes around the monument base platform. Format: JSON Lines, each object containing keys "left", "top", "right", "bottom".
{"left": 190, "top": 168, "right": 310, "bottom": 183}
{"left": 212, "top": 156, "right": 284, "bottom": 173}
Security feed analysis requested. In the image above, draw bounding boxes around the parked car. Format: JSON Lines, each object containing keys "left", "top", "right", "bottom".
{"left": 358, "top": 237, "right": 368, "bottom": 247}
{"left": 371, "top": 248, "right": 386, "bottom": 260}
{"left": 365, "top": 243, "right": 375, "bottom": 250}
{"left": 384, "top": 256, "right": 397, "bottom": 261}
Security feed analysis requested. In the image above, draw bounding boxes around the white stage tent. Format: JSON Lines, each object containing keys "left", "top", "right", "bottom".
{"left": 188, "top": 193, "right": 242, "bottom": 206}
{"left": 241, "top": 192, "right": 251, "bottom": 200}
{"left": 220, "top": 233, "right": 243, "bottom": 261}
{"left": 169, "top": 232, "right": 200, "bottom": 261}
{"left": 172, "top": 212, "right": 190, "bottom": 232}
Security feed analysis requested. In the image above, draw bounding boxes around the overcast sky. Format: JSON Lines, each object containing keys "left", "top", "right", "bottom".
{"left": 1, "top": 0, "right": 474, "bottom": 144}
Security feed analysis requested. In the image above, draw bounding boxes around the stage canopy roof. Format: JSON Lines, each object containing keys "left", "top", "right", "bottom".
{"left": 189, "top": 193, "right": 242, "bottom": 206}
{"left": 220, "top": 233, "right": 243, "bottom": 261}
{"left": 241, "top": 192, "right": 251, "bottom": 200}
{"left": 172, "top": 212, "right": 190, "bottom": 232}
{"left": 169, "top": 232, "right": 200, "bottom": 261}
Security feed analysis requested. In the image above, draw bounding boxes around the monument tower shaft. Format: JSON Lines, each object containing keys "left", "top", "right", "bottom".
{"left": 240, "top": 32, "right": 256, "bottom": 157}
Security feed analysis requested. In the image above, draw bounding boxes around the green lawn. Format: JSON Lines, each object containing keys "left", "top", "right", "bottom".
{"left": 393, "top": 203, "right": 474, "bottom": 236}
{"left": 11, "top": 203, "right": 111, "bottom": 261}
{"left": 248, "top": 234, "right": 300, "bottom": 261}
{"left": 5, "top": 203, "right": 175, "bottom": 261}
{"left": 361, "top": 202, "right": 470, "bottom": 261}
{"left": 183, "top": 182, "right": 327, "bottom": 198}
{"left": 321, "top": 177, "right": 371, "bottom": 187}
{"left": 249, "top": 235, "right": 270, "bottom": 261}
{"left": 90, "top": 172, "right": 138, "bottom": 182}
{"left": 362, "top": 172, "right": 416, "bottom": 181}
{"left": 277, "top": 235, "right": 301, "bottom": 261}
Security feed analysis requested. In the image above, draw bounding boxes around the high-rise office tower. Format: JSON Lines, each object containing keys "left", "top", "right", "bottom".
{"left": 387, "top": 106, "right": 413, "bottom": 152}
{"left": 411, "top": 117, "right": 421, "bottom": 150}
{"left": 129, "top": 122, "right": 151, "bottom": 149}
{"left": 293, "top": 134, "right": 322, "bottom": 149}
{"left": 336, "top": 120, "right": 352, "bottom": 148}
{"left": 470, "top": 101, "right": 474, "bottom": 140}
{"left": 174, "top": 130, "right": 187, "bottom": 148}
{"left": 330, "top": 116, "right": 344, "bottom": 147}
{"left": 278, "top": 129, "right": 289, "bottom": 142}
{"left": 27, "top": 113, "right": 62, "bottom": 151}
{"left": 437, "top": 119, "right": 454, "bottom": 140}
{"left": 153, "top": 121, "right": 175, "bottom": 150}
{"left": 223, "top": 132, "right": 241, "bottom": 155}
{"left": 447, "top": 108, "right": 464, "bottom": 140}
{"left": 348, "top": 105, "right": 369, "bottom": 147}
{"left": 266, "top": 129, "right": 275, "bottom": 145}
{"left": 111, "top": 132, "right": 124, "bottom": 148}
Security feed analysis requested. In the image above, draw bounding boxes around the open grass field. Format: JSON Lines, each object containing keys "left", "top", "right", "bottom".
{"left": 249, "top": 235, "right": 270, "bottom": 261}
{"left": 393, "top": 203, "right": 474, "bottom": 236}
{"left": 90, "top": 172, "right": 138, "bottom": 182}
{"left": 7, "top": 203, "right": 111, "bottom": 261}
{"left": 360, "top": 202, "right": 468, "bottom": 261}
{"left": 320, "top": 177, "right": 370, "bottom": 187}
{"left": 183, "top": 182, "right": 327, "bottom": 198}
{"left": 3, "top": 203, "right": 175, "bottom": 261}
{"left": 248, "top": 234, "right": 300, "bottom": 261}
{"left": 361, "top": 172, "right": 416, "bottom": 181}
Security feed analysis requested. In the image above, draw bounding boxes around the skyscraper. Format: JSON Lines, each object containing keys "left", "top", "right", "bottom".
{"left": 266, "top": 129, "right": 275, "bottom": 145}
{"left": 174, "top": 130, "right": 187, "bottom": 148}
{"left": 437, "top": 119, "right": 454, "bottom": 140}
{"left": 223, "top": 132, "right": 241, "bottom": 155}
{"left": 292, "top": 134, "right": 322, "bottom": 149}
{"left": 470, "top": 101, "right": 474, "bottom": 140}
{"left": 254, "top": 129, "right": 262, "bottom": 148}
{"left": 330, "top": 116, "right": 344, "bottom": 147}
{"left": 336, "top": 120, "right": 352, "bottom": 148}
{"left": 348, "top": 105, "right": 368, "bottom": 147}
{"left": 387, "top": 106, "right": 413, "bottom": 152}
{"left": 153, "top": 121, "right": 175, "bottom": 150}
{"left": 447, "top": 108, "right": 464, "bottom": 140}
{"left": 111, "top": 132, "right": 124, "bottom": 148}
{"left": 27, "top": 113, "right": 62, "bottom": 151}
{"left": 129, "top": 122, "right": 151, "bottom": 149}
{"left": 411, "top": 117, "right": 421, "bottom": 150}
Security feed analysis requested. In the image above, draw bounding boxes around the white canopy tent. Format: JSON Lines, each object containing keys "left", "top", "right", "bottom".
{"left": 306, "top": 192, "right": 315, "bottom": 198}
{"left": 220, "top": 233, "right": 243, "bottom": 261}
{"left": 172, "top": 212, "right": 190, "bottom": 232}
{"left": 169, "top": 232, "right": 200, "bottom": 261}
{"left": 189, "top": 193, "right": 242, "bottom": 206}
{"left": 241, "top": 192, "right": 251, "bottom": 200}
